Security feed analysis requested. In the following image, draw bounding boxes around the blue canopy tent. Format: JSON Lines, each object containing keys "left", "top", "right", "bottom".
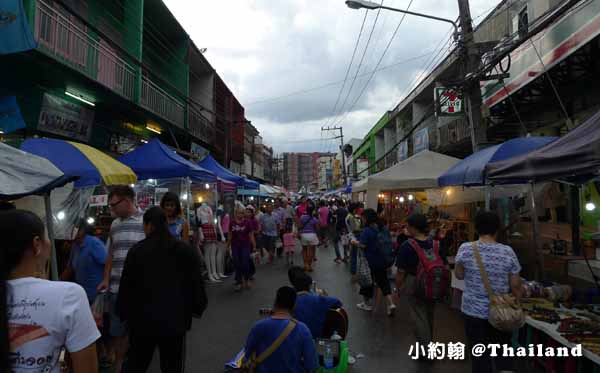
{"left": 198, "top": 154, "right": 259, "bottom": 189}
{"left": 438, "top": 137, "right": 557, "bottom": 187}
{"left": 119, "top": 139, "right": 215, "bottom": 182}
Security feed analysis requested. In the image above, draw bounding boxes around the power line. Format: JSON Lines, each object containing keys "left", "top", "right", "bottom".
{"left": 329, "top": 1, "right": 386, "bottom": 128}
{"left": 245, "top": 51, "right": 433, "bottom": 106}
{"left": 322, "top": 9, "right": 369, "bottom": 128}
{"left": 333, "top": 0, "right": 416, "bottom": 128}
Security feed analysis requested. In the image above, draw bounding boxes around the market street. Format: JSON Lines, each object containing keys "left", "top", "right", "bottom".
{"left": 147, "top": 245, "right": 471, "bottom": 373}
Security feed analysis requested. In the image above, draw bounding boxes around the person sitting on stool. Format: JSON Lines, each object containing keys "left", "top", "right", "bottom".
{"left": 288, "top": 267, "right": 343, "bottom": 339}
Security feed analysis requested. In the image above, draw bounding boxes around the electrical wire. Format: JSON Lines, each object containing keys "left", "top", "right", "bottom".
{"left": 246, "top": 51, "right": 433, "bottom": 106}
{"left": 322, "top": 9, "right": 369, "bottom": 128}
{"left": 333, "top": 0, "right": 415, "bottom": 128}
{"left": 329, "top": 1, "right": 386, "bottom": 128}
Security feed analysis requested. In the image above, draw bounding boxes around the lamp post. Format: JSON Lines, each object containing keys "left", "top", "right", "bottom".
{"left": 345, "top": 0, "right": 458, "bottom": 39}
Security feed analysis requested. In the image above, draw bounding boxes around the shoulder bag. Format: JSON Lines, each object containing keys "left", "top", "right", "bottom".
{"left": 242, "top": 319, "right": 297, "bottom": 372}
{"left": 472, "top": 242, "right": 525, "bottom": 332}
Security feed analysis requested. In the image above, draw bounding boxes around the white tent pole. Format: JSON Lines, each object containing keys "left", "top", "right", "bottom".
{"left": 44, "top": 193, "right": 59, "bottom": 281}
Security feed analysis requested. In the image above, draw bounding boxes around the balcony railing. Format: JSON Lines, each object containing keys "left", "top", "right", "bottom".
{"left": 34, "top": 0, "right": 136, "bottom": 101}
{"left": 188, "top": 108, "right": 216, "bottom": 144}
{"left": 141, "top": 77, "right": 185, "bottom": 128}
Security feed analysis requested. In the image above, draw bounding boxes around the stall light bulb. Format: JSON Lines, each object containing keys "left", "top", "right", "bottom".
{"left": 446, "top": 189, "right": 452, "bottom": 196}
{"left": 250, "top": 196, "right": 254, "bottom": 201}
{"left": 57, "top": 211, "right": 65, "bottom": 220}
{"left": 408, "top": 194, "right": 414, "bottom": 201}
{"left": 198, "top": 196, "right": 203, "bottom": 203}
{"left": 149, "top": 179, "right": 155, "bottom": 184}
{"left": 130, "top": 184, "right": 135, "bottom": 188}
{"left": 205, "top": 183, "right": 210, "bottom": 190}
{"left": 181, "top": 194, "right": 188, "bottom": 201}
{"left": 586, "top": 202, "right": 596, "bottom": 211}
{"left": 87, "top": 217, "right": 95, "bottom": 225}
{"left": 395, "top": 196, "right": 399, "bottom": 200}
{"left": 214, "top": 218, "right": 218, "bottom": 225}
{"left": 399, "top": 196, "right": 405, "bottom": 203}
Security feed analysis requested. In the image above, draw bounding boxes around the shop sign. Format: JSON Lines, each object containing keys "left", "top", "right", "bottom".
{"left": 38, "top": 93, "right": 94, "bottom": 142}
{"left": 191, "top": 142, "right": 209, "bottom": 159}
{"left": 397, "top": 140, "right": 408, "bottom": 161}
{"left": 89, "top": 194, "right": 108, "bottom": 207}
{"left": 434, "top": 87, "right": 463, "bottom": 116}
{"left": 413, "top": 128, "right": 429, "bottom": 154}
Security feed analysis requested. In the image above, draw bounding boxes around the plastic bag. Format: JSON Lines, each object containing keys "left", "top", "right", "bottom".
{"left": 92, "top": 292, "right": 107, "bottom": 328}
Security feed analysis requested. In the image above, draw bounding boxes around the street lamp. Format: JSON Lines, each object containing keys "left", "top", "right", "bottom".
{"left": 345, "top": 0, "right": 458, "bottom": 39}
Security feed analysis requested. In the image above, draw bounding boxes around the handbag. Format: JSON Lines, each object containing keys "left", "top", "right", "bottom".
{"left": 356, "top": 251, "right": 373, "bottom": 288}
{"left": 472, "top": 242, "right": 525, "bottom": 332}
{"left": 241, "top": 319, "right": 297, "bottom": 372}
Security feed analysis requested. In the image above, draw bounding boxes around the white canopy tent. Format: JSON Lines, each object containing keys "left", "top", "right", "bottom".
{"left": 426, "top": 184, "right": 529, "bottom": 206}
{"left": 352, "top": 150, "right": 461, "bottom": 208}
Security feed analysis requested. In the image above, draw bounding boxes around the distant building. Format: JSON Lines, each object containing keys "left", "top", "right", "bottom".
{"left": 283, "top": 152, "right": 335, "bottom": 193}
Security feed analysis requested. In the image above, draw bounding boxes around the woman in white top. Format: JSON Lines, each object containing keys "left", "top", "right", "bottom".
{"left": 1, "top": 209, "right": 100, "bottom": 373}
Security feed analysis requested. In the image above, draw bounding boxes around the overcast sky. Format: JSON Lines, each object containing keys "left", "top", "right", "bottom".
{"left": 164, "top": 0, "right": 495, "bottom": 154}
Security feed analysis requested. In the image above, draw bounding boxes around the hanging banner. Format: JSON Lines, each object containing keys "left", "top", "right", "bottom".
{"left": 397, "top": 140, "right": 408, "bottom": 161}
{"left": 0, "top": 96, "right": 26, "bottom": 133}
{"left": 38, "top": 93, "right": 94, "bottom": 142}
{"left": 413, "top": 128, "right": 429, "bottom": 154}
{"left": 0, "top": 0, "right": 37, "bottom": 55}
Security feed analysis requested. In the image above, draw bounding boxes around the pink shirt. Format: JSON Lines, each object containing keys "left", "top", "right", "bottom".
{"left": 221, "top": 214, "right": 230, "bottom": 234}
{"left": 318, "top": 207, "right": 329, "bottom": 227}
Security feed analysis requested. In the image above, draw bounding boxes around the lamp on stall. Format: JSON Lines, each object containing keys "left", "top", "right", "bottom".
{"left": 205, "top": 183, "right": 210, "bottom": 190}
{"left": 585, "top": 190, "right": 596, "bottom": 211}
{"left": 197, "top": 196, "right": 203, "bottom": 203}
{"left": 146, "top": 122, "right": 162, "bottom": 135}
{"left": 408, "top": 194, "right": 414, "bottom": 201}
{"left": 399, "top": 196, "right": 405, "bottom": 203}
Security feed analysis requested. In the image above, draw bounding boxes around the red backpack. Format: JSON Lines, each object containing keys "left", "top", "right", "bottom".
{"left": 408, "top": 239, "right": 451, "bottom": 301}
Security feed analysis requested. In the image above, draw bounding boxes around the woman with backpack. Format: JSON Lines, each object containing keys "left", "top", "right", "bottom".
{"left": 352, "top": 209, "right": 397, "bottom": 316}
{"left": 395, "top": 214, "right": 450, "bottom": 348}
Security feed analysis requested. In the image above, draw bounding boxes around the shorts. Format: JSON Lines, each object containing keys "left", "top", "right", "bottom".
{"left": 317, "top": 227, "right": 329, "bottom": 240}
{"left": 300, "top": 233, "right": 319, "bottom": 246}
{"left": 263, "top": 235, "right": 277, "bottom": 252}
{"left": 106, "top": 292, "right": 127, "bottom": 337}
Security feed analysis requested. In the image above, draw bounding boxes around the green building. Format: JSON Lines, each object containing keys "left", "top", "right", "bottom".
{"left": 1, "top": 0, "right": 223, "bottom": 159}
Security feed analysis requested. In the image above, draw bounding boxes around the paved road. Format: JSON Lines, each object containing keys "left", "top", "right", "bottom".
{"left": 147, "top": 244, "right": 472, "bottom": 373}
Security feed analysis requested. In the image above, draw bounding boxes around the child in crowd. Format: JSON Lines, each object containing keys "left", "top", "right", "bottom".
{"left": 283, "top": 225, "right": 296, "bottom": 267}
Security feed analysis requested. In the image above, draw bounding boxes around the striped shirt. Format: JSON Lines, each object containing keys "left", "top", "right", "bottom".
{"left": 108, "top": 212, "right": 145, "bottom": 293}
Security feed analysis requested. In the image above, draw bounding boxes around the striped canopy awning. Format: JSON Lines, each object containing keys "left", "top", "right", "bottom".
{"left": 21, "top": 138, "right": 137, "bottom": 188}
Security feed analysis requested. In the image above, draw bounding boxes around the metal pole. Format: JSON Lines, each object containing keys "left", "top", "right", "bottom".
{"left": 530, "top": 183, "right": 544, "bottom": 280}
{"left": 340, "top": 127, "right": 348, "bottom": 187}
{"left": 571, "top": 185, "right": 581, "bottom": 255}
{"left": 485, "top": 186, "right": 491, "bottom": 210}
{"left": 379, "top": 5, "right": 458, "bottom": 37}
{"left": 44, "top": 194, "right": 59, "bottom": 281}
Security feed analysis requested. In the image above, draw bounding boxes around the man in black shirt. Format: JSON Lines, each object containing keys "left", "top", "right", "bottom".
{"left": 332, "top": 200, "right": 349, "bottom": 263}
{"left": 395, "top": 214, "right": 447, "bottom": 347}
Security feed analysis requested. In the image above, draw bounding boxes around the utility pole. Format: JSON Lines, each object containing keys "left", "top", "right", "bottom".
{"left": 457, "top": 0, "right": 487, "bottom": 152}
{"left": 321, "top": 125, "right": 348, "bottom": 186}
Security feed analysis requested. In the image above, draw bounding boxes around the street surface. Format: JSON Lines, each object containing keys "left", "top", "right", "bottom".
{"left": 148, "top": 243, "right": 471, "bottom": 373}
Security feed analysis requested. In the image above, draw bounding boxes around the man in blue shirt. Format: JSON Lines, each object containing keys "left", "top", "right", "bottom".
{"left": 288, "top": 267, "right": 342, "bottom": 339}
{"left": 244, "top": 286, "right": 319, "bottom": 373}
{"left": 61, "top": 219, "right": 107, "bottom": 303}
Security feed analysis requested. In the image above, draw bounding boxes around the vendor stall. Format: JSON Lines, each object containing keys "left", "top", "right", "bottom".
{"left": 0, "top": 142, "right": 77, "bottom": 280}
{"left": 20, "top": 138, "right": 138, "bottom": 277}
{"left": 352, "top": 150, "right": 461, "bottom": 209}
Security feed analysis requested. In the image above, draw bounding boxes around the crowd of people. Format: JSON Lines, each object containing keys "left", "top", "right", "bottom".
{"left": 0, "top": 185, "right": 523, "bottom": 373}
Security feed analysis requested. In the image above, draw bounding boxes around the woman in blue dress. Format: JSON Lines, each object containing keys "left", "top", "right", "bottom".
{"left": 160, "top": 192, "right": 190, "bottom": 242}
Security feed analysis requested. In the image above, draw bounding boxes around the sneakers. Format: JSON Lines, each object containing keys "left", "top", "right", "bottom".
{"left": 387, "top": 303, "right": 397, "bottom": 317}
{"left": 334, "top": 258, "right": 342, "bottom": 264}
{"left": 356, "top": 302, "right": 373, "bottom": 312}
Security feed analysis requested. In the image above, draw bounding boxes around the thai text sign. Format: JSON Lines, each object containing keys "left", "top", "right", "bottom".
{"left": 38, "top": 93, "right": 94, "bottom": 141}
